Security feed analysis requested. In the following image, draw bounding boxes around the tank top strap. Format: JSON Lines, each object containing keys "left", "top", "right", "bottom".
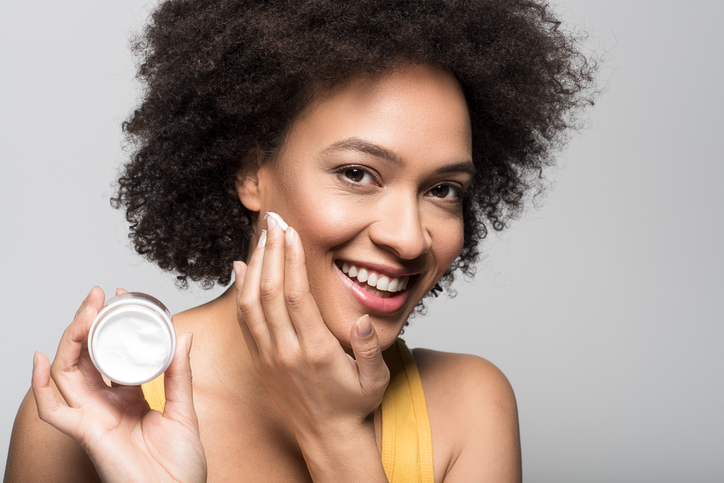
{"left": 141, "top": 373, "right": 166, "bottom": 412}
{"left": 381, "top": 339, "right": 435, "bottom": 483}
{"left": 141, "top": 339, "right": 435, "bottom": 481}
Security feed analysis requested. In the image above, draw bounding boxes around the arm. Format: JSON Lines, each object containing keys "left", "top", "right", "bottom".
{"left": 5, "top": 288, "right": 206, "bottom": 483}
{"left": 235, "top": 221, "right": 390, "bottom": 482}
{"left": 5, "top": 388, "right": 101, "bottom": 483}
{"left": 414, "top": 349, "right": 522, "bottom": 483}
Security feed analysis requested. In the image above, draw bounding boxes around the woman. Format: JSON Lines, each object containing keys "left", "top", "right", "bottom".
{"left": 5, "top": 0, "right": 596, "bottom": 481}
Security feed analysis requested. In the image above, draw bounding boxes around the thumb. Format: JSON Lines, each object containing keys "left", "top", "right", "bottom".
{"left": 350, "top": 315, "right": 390, "bottom": 397}
{"left": 162, "top": 333, "right": 199, "bottom": 426}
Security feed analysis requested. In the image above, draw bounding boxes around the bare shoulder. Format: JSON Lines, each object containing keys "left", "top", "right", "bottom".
{"left": 411, "top": 348, "right": 517, "bottom": 406}
{"left": 412, "top": 348, "right": 522, "bottom": 483}
{"left": 5, "top": 388, "right": 101, "bottom": 483}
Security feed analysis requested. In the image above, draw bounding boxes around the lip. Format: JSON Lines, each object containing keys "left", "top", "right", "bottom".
{"left": 336, "top": 264, "right": 412, "bottom": 314}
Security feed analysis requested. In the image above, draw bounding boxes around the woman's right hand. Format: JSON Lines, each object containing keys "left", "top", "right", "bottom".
{"left": 32, "top": 287, "right": 207, "bottom": 483}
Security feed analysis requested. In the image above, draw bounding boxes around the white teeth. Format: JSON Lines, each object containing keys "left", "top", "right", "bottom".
{"left": 377, "top": 276, "right": 389, "bottom": 291}
{"left": 357, "top": 268, "right": 368, "bottom": 283}
{"left": 340, "top": 263, "right": 410, "bottom": 293}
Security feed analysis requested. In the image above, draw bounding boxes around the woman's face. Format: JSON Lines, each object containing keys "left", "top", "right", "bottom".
{"left": 243, "top": 64, "right": 474, "bottom": 349}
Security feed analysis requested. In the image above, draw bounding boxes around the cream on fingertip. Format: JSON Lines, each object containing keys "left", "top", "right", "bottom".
{"left": 264, "top": 212, "right": 288, "bottom": 231}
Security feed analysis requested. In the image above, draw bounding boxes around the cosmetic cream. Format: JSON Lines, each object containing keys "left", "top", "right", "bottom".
{"left": 88, "top": 292, "right": 176, "bottom": 386}
{"left": 264, "top": 211, "right": 288, "bottom": 231}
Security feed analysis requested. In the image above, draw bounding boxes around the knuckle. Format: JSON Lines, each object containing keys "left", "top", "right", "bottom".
{"left": 275, "top": 347, "right": 299, "bottom": 370}
{"left": 238, "top": 297, "right": 255, "bottom": 318}
{"left": 259, "top": 278, "right": 281, "bottom": 302}
{"left": 284, "top": 288, "right": 306, "bottom": 309}
{"left": 357, "top": 343, "right": 382, "bottom": 361}
{"left": 258, "top": 352, "right": 275, "bottom": 371}
{"left": 303, "top": 347, "right": 328, "bottom": 367}
{"left": 364, "top": 366, "right": 391, "bottom": 397}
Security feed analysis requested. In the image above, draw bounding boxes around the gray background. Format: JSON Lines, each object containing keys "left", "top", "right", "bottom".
{"left": 2, "top": 1, "right": 722, "bottom": 481}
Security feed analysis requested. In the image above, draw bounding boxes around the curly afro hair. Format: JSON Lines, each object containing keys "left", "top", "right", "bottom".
{"left": 113, "top": 0, "right": 597, "bottom": 291}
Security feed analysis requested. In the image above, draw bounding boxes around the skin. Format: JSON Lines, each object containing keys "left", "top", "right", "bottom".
{"left": 5, "top": 64, "right": 521, "bottom": 482}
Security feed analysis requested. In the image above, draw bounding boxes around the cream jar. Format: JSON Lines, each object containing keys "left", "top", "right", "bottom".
{"left": 88, "top": 292, "right": 176, "bottom": 386}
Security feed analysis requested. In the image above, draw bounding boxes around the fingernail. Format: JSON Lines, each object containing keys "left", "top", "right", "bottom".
{"left": 33, "top": 352, "right": 38, "bottom": 368}
{"left": 264, "top": 212, "right": 288, "bottom": 231}
{"left": 233, "top": 261, "right": 242, "bottom": 278}
{"left": 186, "top": 334, "right": 193, "bottom": 355}
{"left": 266, "top": 213, "right": 278, "bottom": 230}
{"left": 257, "top": 230, "right": 267, "bottom": 248}
{"left": 357, "top": 315, "right": 373, "bottom": 338}
{"left": 285, "top": 227, "right": 296, "bottom": 246}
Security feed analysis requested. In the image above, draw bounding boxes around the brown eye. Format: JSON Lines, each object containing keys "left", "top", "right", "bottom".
{"left": 430, "top": 185, "right": 451, "bottom": 198}
{"left": 344, "top": 168, "right": 365, "bottom": 182}
{"left": 428, "top": 184, "right": 462, "bottom": 200}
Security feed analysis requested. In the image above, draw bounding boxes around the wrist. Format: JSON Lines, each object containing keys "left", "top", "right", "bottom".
{"left": 295, "top": 418, "right": 388, "bottom": 483}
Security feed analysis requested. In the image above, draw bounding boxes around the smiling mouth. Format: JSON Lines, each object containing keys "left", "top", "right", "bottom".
{"left": 336, "top": 261, "right": 411, "bottom": 299}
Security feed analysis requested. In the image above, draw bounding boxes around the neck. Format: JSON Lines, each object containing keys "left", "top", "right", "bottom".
{"left": 184, "top": 284, "right": 268, "bottom": 390}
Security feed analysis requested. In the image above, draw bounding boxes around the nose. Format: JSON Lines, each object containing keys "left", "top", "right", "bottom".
{"left": 368, "top": 195, "right": 433, "bottom": 260}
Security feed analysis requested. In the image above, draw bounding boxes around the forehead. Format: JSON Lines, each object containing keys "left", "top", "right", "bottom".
{"left": 279, "top": 64, "right": 472, "bottom": 164}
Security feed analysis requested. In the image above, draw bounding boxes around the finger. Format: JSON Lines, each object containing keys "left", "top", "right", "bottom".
{"left": 32, "top": 352, "right": 82, "bottom": 436}
{"left": 238, "top": 232, "right": 271, "bottom": 350}
{"left": 51, "top": 303, "right": 104, "bottom": 407}
{"left": 260, "top": 216, "right": 298, "bottom": 349}
{"left": 234, "top": 261, "right": 258, "bottom": 358}
{"left": 74, "top": 286, "right": 103, "bottom": 319}
{"left": 53, "top": 303, "right": 98, "bottom": 374}
{"left": 52, "top": 287, "right": 108, "bottom": 402}
{"left": 162, "top": 333, "right": 199, "bottom": 427}
{"left": 283, "top": 227, "right": 329, "bottom": 349}
{"left": 115, "top": 287, "right": 128, "bottom": 296}
{"left": 350, "top": 315, "right": 390, "bottom": 398}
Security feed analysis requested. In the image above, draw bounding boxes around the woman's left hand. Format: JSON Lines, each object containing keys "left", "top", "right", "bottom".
{"left": 233, "top": 216, "right": 390, "bottom": 480}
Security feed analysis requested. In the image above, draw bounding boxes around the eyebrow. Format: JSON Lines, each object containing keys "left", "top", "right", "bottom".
{"left": 321, "top": 137, "right": 476, "bottom": 176}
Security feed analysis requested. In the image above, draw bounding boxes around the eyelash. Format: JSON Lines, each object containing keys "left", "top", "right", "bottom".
{"left": 427, "top": 183, "right": 463, "bottom": 201}
{"left": 335, "top": 165, "right": 464, "bottom": 202}
{"left": 338, "top": 166, "right": 378, "bottom": 186}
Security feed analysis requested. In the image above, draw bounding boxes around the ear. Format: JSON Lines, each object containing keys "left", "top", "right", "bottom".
{"left": 236, "top": 147, "right": 266, "bottom": 212}
{"left": 236, "top": 170, "right": 261, "bottom": 212}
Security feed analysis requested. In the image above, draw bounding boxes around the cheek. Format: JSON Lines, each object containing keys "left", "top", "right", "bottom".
{"left": 282, "top": 187, "right": 362, "bottom": 257}
{"left": 435, "top": 218, "right": 466, "bottom": 269}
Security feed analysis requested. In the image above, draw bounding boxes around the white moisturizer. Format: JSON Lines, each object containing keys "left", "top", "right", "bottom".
{"left": 88, "top": 293, "right": 176, "bottom": 386}
{"left": 264, "top": 211, "right": 288, "bottom": 231}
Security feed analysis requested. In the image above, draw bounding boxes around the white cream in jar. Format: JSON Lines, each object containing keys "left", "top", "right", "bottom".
{"left": 88, "top": 292, "right": 176, "bottom": 386}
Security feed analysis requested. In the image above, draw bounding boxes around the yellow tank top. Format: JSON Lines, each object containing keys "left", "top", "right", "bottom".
{"left": 142, "top": 339, "right": 434, "bottom": 482}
